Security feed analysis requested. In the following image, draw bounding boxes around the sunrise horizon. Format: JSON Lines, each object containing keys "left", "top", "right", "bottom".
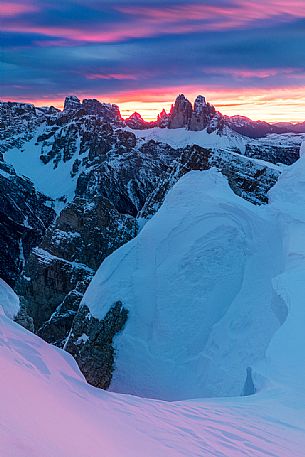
{"left": 2, "top": 1, "right": 305, "bottom": 124}
{"left": 2, "top": 87, "right": 305, "bottom": 123}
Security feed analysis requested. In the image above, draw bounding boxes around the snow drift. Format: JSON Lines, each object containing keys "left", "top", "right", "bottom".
{"left": 0, "top": 278, "right": 19, "bottom": 319}
{"left": 81, "top": 169, "right": 281, "bottom": 400}
{"left": 1, "top": 310, "right": 305, "bottom": 457}
{"left": 82, "top": 142, "right": 305, "bottom": 402}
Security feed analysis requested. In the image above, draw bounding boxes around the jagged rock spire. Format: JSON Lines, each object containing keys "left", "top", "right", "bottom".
{"left": 167, "top": 93, "right": 220, "bottom": 132}
{"left": 168, "top": 94, "right": 193, "bottom": 129}
{"left": 64, "top": 95, "right": 81, "bottom": 111}
{"left": 193, "top": 95, "right": 206, "bottom": 114}
{"left": 125, "top": 112, "right": 146, "bottom": 129}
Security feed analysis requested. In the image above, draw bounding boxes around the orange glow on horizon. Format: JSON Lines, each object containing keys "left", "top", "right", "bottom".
{"left": 5, "top": 86, "right": 305, "bottom": 123}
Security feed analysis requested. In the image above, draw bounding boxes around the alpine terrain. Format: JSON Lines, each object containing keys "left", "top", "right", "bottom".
{"left": 1, "top": 94, "right": 305, "bottom": 456}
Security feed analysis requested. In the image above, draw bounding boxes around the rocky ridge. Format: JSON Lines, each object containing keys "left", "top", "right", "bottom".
{"left": 0, "top": 160, "right": 55, "bottom": 288}
{"left": 126, "top": 94, "right": 305, "bottom": 138}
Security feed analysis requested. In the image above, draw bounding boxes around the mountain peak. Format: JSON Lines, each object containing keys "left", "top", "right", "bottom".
{"left": 64, "top": 95, "right": 81, "bottom": 111}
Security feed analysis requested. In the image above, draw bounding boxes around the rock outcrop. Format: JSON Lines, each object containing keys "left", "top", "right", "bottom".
{"left": 125, "top": 112, "right": 147, "bottom": 129}
{"left": 125, "top": 110, "right": 170, "bottom": 130}
{"left": 157, "top": 109, "right": 170, "bottom": 128}
{"left": 167, "top": 94, "right": 224, "bottom": 133}
{"left": 64, "top": 95, "right": 82, "bottom": 112}
{"left": 168, "top": 94, "right": 193, "bottom": 129}
{"left": 13, "top": 105, "right": 180, "bottom": 349}
{"left": 65, "top": 301, "right": 128, "bottom": 389}
{"left": 0, "top": 162, "right": 55, "bottom": 287}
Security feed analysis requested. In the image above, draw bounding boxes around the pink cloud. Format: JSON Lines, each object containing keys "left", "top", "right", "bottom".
{"left": 1, "top": 24, "right": 155, "bottom": 43}
{"left": 204, "top": 67, "right": 301, "bottom": 79}
{"left": 117, "top": 1, "right": 305, "bottom": 32}
{"left": 86, "top": 73, "right": 138, "bottom": 81}
{"left": 3, "top": 0, "right": 305, "bottom": 43}
{"left": 0, "top": 2, "right": 38, "bottom": 17}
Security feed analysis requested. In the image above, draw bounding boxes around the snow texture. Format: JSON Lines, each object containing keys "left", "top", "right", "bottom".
{"left": 5, "top": 125, "right": 80, "bottom": 208}
{"left": 1, "top": 312, "right": 305, "bottom": 457}
{"left": 0, "top": 278, "right": 20, "bottom": 319}
{"left": 82, "top": 169, "right": 281, "bottom": 399}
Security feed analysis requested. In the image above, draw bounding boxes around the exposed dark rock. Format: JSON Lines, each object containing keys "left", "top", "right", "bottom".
{"left": 125, "top": 111, "right": 170, "bottom": 130}
{"left": 140, "top": 145, "right": 211, "bottom": 219}
{"left": 157, "top": 109, "right": 170, "bottom": 128}
{"left": 37, "top": 105, "right": 60, "bottom": 115}
{"left": 140, "top": 143, "right": 279, "bottom": 220}
{"left": 64, "top": 95, "right": 81, "bottom": 112}
{"left": 82, "top": 98, "right": 122, "bottom": 124}
{"left": 125, "top": 112, "right": 147, "bottom": 129}
{"left": 168, "top": 94, "right": 193, "bottom": 129}
{"left": 15, "top": 193, "right": 137, "bottom": 340}
{"left": 16, "top": 247, "right": 94, "bottom": 332}
{"left": 0, "top": 165, "right": 55, "bottom": 287}
{"left": 38, "top": 286, "right": 87, "bottom": 345}
{"left": 242, "top": 367, "right": 256, "bottom": 396}
{"left": 244, "top": 144, "right": 299, "bottom": 165}
{"left": 65, "top": 301, "right": 128, "bottom": 389}
{"left": 0, "top": 101, "right": 43, "bottom": 155}
{"left": 14, "top": 110, "right": 178, "bottom": 348}
{"left": 210, "top": 149, "right": 279, "bottom": 204}
{"left": 166, "top": 94, "right": 225, "bottom": 133}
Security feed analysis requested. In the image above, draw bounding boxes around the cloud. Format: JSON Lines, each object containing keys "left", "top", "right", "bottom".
{"left": 2, "top": 0, "right": 305, "bottom": 43}
{"left": 118, "top": 1, "right": 305, "bottom": 32}
{"left": 1, "top": 0, "right": 305, "bottom": 121}
{"left": 0, "top": 1, "right": 39, "bottom": 17}
{"left": 85, "top": 72, "right": 139, "bottom": 81}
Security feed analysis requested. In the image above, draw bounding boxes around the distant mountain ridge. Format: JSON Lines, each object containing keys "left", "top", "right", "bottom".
{"left": 122, "top": 93, "right": 305, "bottom": 138}
{"left": 2, "top": 94, "right": 304, "bottom": 139}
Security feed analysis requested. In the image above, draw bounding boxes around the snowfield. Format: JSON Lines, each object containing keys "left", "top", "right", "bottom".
{"left": 5, "top": 125, "right": 81, "bottom": 209}
{"left": 130, "top": 125, "right": 247, "bottom": 151}
{"left": 1, "top": 311, "right": 305, "bottom": 457}
{"left": 131, "top": 126, "right": 305, "bottom": 156}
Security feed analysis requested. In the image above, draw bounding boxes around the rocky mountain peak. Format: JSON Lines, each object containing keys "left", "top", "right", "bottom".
{"left": 167, "top": 94, "right": 221, "bottom": 132}
{"left": 168, "top": 94, "right": 193, "bottom": 129}
{"left": 157, "top": 109, "right": 169, "bottom": 128}
{"left": 82, "top": 98, "right": 122, "bottom": 124}
{"left": 125, "top": 112, "right": 146, "bottom": 129}
{"left": 129, "top": 112, "right": 143, "bottom": 120}
{"left": 194, "top": 95, "right": 207, "bottom": 114}
{"left": 64, "top": 95, "right": 81, "bottom": 112}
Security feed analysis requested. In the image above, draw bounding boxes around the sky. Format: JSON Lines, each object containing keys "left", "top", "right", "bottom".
{"left": 1, "top": 0, "right": 305, "bottom": 121}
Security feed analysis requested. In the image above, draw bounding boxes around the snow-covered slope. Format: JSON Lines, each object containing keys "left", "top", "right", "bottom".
{"left": 82, "top": 169, "right": 282, "bottom": 400}
{"left": 81, "top": 141, "right": 305, "bottom": 403}
{"left": 132, "top": 127, "right": 304, "bottom": 166}
{"left": 261, "top": 141, "right": 305, "bottom": 390}
{"left": 131, "top": 125, "right": 246, "bottom": 151}
{"left": 5, "top": 124, "right": 81, "bottom": 205}
{"left": 0, "top": 279, "right": 19, "bottom": 319}
{"left": 1, "top": 312, "right": 305, "bottom": 457}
